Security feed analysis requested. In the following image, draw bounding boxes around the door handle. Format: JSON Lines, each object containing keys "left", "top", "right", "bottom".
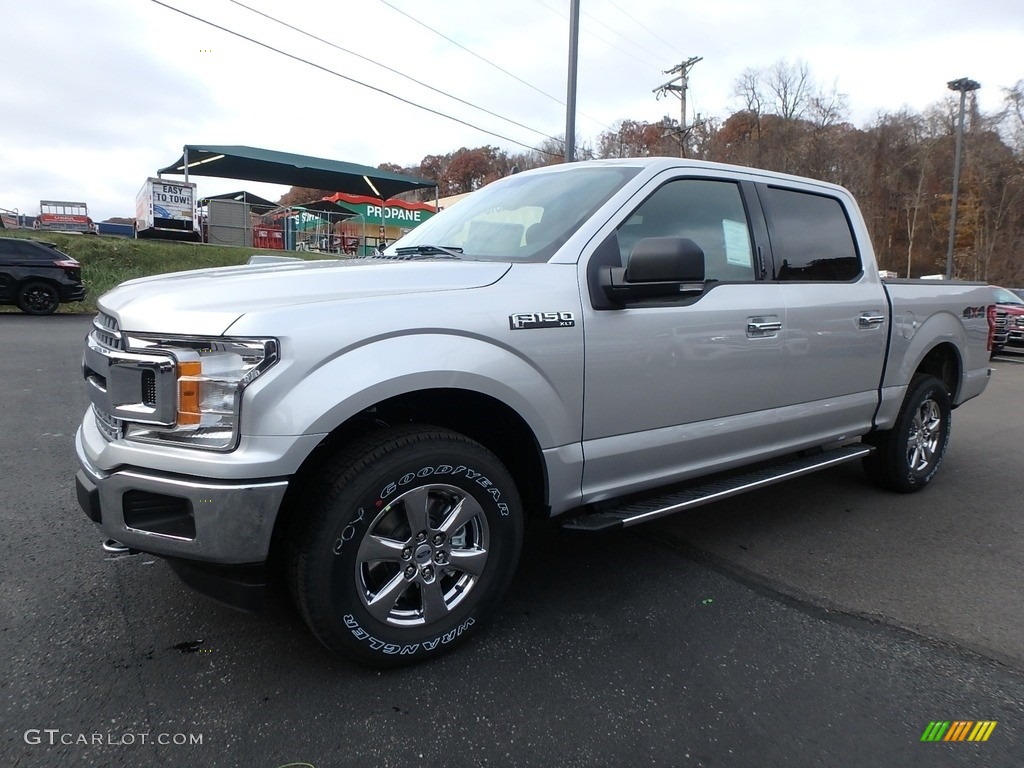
{"left": 858, "top": 313, "right": 886, "bottom": 329}
{"left": 747, "top": 318, "right": 782, "bottom": 336}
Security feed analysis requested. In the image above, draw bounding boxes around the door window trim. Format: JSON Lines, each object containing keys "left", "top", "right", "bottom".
{"left": 586, "top": 173, "right": 769, "bottom": 311}
{"left": 753, "top": 182, "right": 864, "bottom": 284}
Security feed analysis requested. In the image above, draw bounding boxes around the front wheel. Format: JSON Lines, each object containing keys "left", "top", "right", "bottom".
{"left": 863, "top": 375, "right": 951, "bottom": 493}
{"left": 288, "top": 426, "right": 523, "bottom": 667}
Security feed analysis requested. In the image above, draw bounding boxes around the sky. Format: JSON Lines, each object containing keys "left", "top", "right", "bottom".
{"left": 1, "top": 0, "right": 1021, "bottom": 222}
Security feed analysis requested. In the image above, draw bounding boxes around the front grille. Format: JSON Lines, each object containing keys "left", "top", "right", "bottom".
{"left": 94, "top": 405, "right": 124, "bottom": 441}
{"left": 90, "top": 312, "right": 125, "bottom": 441}
{"left": 93, "top": 311, "right": 122, "bottom": 350}
{"left": 84, "top": 310, "right": 178, "bottom": 437}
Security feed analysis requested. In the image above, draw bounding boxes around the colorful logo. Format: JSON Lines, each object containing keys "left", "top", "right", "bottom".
{"left": 920, "top": 721, "right": 997, "bottom": 742}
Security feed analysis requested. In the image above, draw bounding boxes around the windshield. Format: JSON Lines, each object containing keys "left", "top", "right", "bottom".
{"left": 993, "top": 287, "right": 1024, "bottom": 305}
{"left": 383, "top": 165, "right": 641, "bottom": 263}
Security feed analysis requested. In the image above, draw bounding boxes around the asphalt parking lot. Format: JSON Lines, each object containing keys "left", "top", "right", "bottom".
{"left": 2, "top": 314, "right": 1023, "bottom": 767}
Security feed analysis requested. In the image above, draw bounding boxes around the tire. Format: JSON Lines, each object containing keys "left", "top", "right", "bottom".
{"left": 288, "top": 426, "right": 523, "bottom": 667}
{"left": 862, "top": 375, "right": 951, "bottom": 493}
{"left": 17, "top": 281, "right": 60, "bottom": 315}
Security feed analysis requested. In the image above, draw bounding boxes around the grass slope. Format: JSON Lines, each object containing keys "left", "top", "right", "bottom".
{"left": 0, "top": 230, "right": 330, "bottom": 314}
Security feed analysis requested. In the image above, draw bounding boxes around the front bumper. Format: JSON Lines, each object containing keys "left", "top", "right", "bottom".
{"left": 75, "top": 425, "right": 289, "bottom": 565}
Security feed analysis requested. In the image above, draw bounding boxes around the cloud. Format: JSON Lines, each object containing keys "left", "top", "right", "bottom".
{"left": 1, "top": 0, "right": 1021, "bottom": 221}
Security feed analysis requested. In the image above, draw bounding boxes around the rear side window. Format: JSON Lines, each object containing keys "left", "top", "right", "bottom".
{"left": 18, "top": 242, "right": 48, "bottom": 259}
{"left": 761, "top": 186, "right": 861, "bottom": 281}
{"left": 15, "top": 241, "right": 64, "bottom": 259}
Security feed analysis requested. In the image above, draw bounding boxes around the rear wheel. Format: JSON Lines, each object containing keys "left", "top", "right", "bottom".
{"left": 863, "top": 375, "right": 951, "bottom": 493}
{"left": 17, "top": 281, "right": 60, "bottom": 315}
{"left": 288, "top": 426, "right": 523, "bottom": 667}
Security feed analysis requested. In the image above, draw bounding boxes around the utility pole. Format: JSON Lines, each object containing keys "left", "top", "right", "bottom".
{"left": 564, "top": 0, "right": 581, "bottom": 163}
{"left": 945, "top": 77, "right": 980, "bottom": 280}
{"left": 653, "top": 56, "right": 702, "bottom": 157}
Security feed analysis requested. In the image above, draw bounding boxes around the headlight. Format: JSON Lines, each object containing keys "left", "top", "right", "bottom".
{"left": 121, "top": 334, "right": 279, "bottom": 450}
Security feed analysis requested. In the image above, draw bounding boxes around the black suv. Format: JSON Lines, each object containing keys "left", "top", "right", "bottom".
{"left": 0, "top": 237, "right": 86, "bottom": 314}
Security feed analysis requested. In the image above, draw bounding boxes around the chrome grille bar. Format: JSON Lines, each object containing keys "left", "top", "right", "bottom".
{"left": 85, "top": 312, "right": 178, "bottom": 439}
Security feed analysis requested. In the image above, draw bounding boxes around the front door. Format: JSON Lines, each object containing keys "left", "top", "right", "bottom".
{"left": 580, "top": 173, "right": 787, "bottom": 502}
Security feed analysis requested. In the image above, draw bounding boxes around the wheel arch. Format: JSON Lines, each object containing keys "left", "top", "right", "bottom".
{"left": 913, "top": 341, "right": 962, "bottom": 402}
{"left": 270, "top": 387, "right": 549, "bottom": 567}
{"left": 17, "top": 276, "right": 62, "bottom": 296}
{"left": 876, "top": 311, "right": 973, "bottom": 430}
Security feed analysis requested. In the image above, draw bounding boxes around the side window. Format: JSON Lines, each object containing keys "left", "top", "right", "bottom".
{"left": 616, "top": 179, "right": 755, "bottom": 282}
{"left": 761, "top": 186, "right": 861, "bottom": 281}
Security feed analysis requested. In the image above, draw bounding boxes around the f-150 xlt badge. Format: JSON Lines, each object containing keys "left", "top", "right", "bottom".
{"left": 509, "top": 312, "right": 576, "bottom": 330}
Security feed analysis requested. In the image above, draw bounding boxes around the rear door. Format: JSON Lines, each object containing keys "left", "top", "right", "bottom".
{"left": 754, "top": 182, "right": 889, "bottom": 444}
{"left": 579, "top": 170, "right": 788, "bottom": 501}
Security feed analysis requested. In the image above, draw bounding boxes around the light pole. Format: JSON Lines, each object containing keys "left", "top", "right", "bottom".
{"left": 945, "top": 77, "right": 980, "bottom": 279}
{"left": 565, "top": 0, "right": 580, "bottom": 162}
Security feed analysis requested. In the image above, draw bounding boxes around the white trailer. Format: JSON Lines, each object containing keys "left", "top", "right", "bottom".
{"left": 135, "top": 178, "right": 200, "bottom": 241}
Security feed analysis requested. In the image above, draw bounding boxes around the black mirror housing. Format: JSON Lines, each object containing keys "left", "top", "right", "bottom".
{"left": 626, "top": 237, "right": 705, "bottom": 282}
{"left": 600, "top": 237, "right": 706, "bottom": 305}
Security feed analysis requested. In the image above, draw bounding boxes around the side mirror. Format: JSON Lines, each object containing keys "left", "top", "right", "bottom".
{"left": 601, "top": 237, "right": 706, "bottom": 304}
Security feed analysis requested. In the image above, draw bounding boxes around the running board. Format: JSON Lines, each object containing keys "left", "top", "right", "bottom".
{"left": 560, "top": 445, "right": 872, "bottom": 532}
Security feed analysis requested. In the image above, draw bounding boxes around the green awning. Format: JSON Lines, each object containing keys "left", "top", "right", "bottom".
{"left": 158, "top": 145, "right": 436, "bottom": 200}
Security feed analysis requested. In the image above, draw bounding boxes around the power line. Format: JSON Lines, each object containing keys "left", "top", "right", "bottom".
{"left": 377, "top": 0, "right": 565, "bottom": 107}
{"left": 532, "top": 0, "right": 663, "bottom": 72}
{"left": 580, "top": 13, "right": 667, "bottom": 73}
{"left": 150, "top": 1, "right": 561, "bottom": 156}
{"left": 376, "top": 0, "right": 615, "bottom": 133}
{"left": 604, "top": 0, "right": 683, "bottom": 63}
{"left": 226, "top": 0, "right": 561, "bottom": 144}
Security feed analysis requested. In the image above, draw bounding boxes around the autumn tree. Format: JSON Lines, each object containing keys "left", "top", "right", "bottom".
{"left": 443, "top": 146, "right": 502, "bottom": 194}
{"left": 277, "top": 187, "right": 337, "bottom": 207}
{"left": 376, "top": 162, "right": 408, "bottom": 175}
{"left": 725, "top": 59, "right": 851, "bottom": 174}
{"left": 597, "top": 119, "right": 675, "bottom": 158}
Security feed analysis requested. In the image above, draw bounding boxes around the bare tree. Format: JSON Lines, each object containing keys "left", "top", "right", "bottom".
{"left": 1000, "top": 79, "right": 1024, "bottom": 155}
{"left": 766, "top": 59, "right": 814, "bottom": 120}
{"left": 810, "top": 80, "right": 849, "bottom": 128}
{"left": 733, "top": 67, "right": 765, "bottom": 116}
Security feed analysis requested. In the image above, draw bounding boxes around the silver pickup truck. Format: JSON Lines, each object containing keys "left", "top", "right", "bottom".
{"left": 75, "top": 158, "right": 994, "bottom": 666}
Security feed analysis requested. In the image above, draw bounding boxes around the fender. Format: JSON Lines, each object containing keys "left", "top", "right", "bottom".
{"left": 875, "top": 309, "right": 968, "bottom": 430}
{"left": 242, "top": 331, "right": 583, "bottom": 452}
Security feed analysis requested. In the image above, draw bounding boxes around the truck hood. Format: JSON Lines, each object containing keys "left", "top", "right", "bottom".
{"left": 100, "top": 258, "right": 512, "bottom": 335}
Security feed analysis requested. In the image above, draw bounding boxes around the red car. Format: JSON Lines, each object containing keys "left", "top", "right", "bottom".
{"left": 991, "top": 286, "right": 1024, "bottom": 352}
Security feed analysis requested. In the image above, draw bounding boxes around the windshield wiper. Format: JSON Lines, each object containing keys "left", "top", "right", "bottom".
{"left": 393, "top": 244, "right": 464, "bottom": 260}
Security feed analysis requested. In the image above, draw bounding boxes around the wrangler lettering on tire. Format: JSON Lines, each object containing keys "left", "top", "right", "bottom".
{"left": 288, "top": 426, "right": 523, "bottom": 666}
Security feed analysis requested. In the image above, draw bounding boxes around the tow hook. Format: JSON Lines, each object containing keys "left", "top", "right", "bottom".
{"left": 102, "top": 538, "right": 137, "bottom": 556}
